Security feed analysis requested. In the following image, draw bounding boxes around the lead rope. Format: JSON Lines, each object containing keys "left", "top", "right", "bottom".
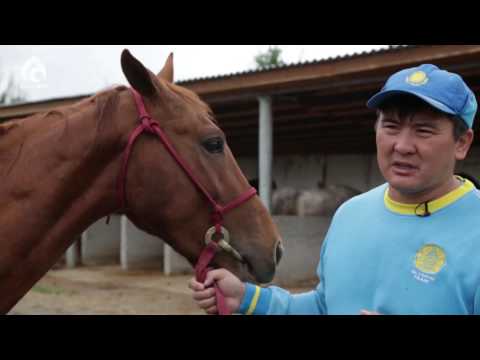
{"left": 194, "top": 242, "right": 230, "bottom": 315}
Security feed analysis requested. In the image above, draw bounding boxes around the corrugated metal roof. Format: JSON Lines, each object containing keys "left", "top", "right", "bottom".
{"left": 0, "top": 45, "right": 421, "bottom": 112}
{"left": 0, "top": 45, "right": 414, "bottom": 109}
{"left": 177, "top": 45, "right": 414, "bottom": 84}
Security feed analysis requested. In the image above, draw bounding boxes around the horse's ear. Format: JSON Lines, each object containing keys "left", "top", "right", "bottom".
{"left": 121, "top": 49, "right": 156, "bottom": 98}
{"left": 158, "top": 53, "right": 174, "bottom": 83}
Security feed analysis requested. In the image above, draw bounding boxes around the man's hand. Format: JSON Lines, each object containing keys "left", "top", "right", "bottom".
{"left": 189, "top": 268, "right": 245, "bottom": 315}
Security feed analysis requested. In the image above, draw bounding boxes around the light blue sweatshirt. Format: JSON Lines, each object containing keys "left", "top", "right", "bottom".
{"left": 238, "top": 178, "right": 480, "bottom": 315}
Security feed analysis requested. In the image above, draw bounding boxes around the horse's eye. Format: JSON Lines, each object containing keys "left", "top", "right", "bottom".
{"left": 202, "top": 137, "right": 224, "bottom": 153}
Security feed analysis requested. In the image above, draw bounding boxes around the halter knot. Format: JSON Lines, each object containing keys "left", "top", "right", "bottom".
{"left": 140, "top": 116, "right": 158, "bottom": 134}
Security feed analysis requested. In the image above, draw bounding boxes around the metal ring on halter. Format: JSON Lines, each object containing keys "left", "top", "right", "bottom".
{"left": 204, "top": 226, "right": 244, "bottom": 262}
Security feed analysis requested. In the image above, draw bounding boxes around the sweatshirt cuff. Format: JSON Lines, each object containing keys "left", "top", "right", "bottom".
{"left": 237, "top": 282, "right": 272, "bottom": 315}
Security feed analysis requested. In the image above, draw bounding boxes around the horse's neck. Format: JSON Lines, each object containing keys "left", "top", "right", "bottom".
{"left": 0, "top": 89, "right": 135, "bottom": 313}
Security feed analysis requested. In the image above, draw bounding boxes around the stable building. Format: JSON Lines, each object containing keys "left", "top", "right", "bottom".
{"left": 2, "top": 45, "right": 480, "bottom": 285}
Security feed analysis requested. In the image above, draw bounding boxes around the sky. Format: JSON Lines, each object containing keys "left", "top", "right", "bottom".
{"left": 0, "top": 45, "right": 389, "bottom": 104}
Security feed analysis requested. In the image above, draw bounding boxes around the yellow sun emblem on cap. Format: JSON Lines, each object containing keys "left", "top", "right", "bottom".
{"left": 407, "top": 71, "right": 429, "bottom": 86}
{"left": 414, "top": 244, "right": 446, "bottom": 274}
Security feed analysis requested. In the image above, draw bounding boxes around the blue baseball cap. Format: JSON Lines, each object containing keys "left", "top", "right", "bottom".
{"left": 367, "top": 64, "right": 477, "bottom": 128}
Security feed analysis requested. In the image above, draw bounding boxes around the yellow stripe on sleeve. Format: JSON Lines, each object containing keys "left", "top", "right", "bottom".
{"left": 246, "top": 285, "right": 261, "bottom": 315}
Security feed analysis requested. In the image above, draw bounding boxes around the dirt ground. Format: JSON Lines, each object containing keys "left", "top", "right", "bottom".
{"left": 9, "top": 265, "right": 313, "bottom": 315}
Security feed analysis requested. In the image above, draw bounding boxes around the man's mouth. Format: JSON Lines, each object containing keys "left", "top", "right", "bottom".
{"left": 391, "top": 161, "right": 418, "bottom": 175}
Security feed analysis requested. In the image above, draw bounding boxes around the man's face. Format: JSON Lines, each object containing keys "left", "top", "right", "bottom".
{"left": 376, "top": 109, "right": 473, "bottom": 201}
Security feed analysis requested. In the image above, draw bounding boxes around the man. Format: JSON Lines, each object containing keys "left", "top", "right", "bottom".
{"left": 189, "top": 64, "right": 480, "bottom": 315}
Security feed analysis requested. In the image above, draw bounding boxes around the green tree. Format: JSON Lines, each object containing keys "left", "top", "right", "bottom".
{"left": 254, "top": 46, "right": 286, "bottom": 70}
{"left": 0, "top": 72, "right": 25, "bottom": 105}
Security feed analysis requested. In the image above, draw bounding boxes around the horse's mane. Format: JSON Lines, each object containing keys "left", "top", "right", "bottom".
{"left": 0, "top": 85, "right": 128, "bottom": 169}
{"left": 0, "top": 82, "right": 213, "bottom": 149}
{"left": 0, "top": 120, "right": 20, "bottom": 137}
{"left": 92, "top": 85, "right": 128, "bottom": 123}
{"left": 0, "top": 84, "right": 127, "bottom": 128}
{"left": 87, "top": 85, "right": 128, "bottom": 152}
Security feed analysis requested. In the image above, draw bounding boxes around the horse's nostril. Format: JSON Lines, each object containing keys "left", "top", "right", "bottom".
{"left": 275, "top": 241, "right": 284, "bottom": 265}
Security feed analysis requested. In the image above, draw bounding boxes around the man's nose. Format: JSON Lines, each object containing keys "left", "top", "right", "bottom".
{"left": 393, "top": 129, "right": 416, "bottom": 155}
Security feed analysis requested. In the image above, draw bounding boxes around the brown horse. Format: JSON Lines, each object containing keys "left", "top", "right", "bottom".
{"left": 0, "top": 49, "right": 283, "bottom": 314}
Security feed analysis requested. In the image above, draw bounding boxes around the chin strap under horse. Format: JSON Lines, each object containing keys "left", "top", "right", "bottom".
{"left": 116, "top": 88, "right": 257, "bottom": 315}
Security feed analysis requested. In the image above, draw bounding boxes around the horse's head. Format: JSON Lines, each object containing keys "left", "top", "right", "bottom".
{"left": 117, "top": 50, "right": 283, "bottom": 284}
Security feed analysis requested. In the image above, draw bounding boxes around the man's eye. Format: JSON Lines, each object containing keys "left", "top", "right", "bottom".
{"left": 383, "top": 123, "right": 399, "bottom": 129}
{"left": 418, "top": 128, "right": 433, "bottom": 134}
{"left": 202, "top": 137, "right": 224, "bottom": 153}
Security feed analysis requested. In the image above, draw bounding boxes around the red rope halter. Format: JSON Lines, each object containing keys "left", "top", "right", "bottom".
{"left": 116, "top": 88, "right": 257, "bottom": 315}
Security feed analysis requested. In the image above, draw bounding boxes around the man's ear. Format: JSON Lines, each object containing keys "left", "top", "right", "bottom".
{"left": 455, "top": 129, "right": 474, "bottom": 161}
{"left": 121, "top": 49, "right": 156, "bottom": 98}
{"left": 158, "top": 53, "right": 174, "bottom": 83}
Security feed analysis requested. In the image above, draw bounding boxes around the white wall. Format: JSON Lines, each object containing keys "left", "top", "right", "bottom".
{"left": 238, "top": 152, "right": 384, "bottom": 192}
{"left": 82, "top": 215, "right": 121, "bottom": 265}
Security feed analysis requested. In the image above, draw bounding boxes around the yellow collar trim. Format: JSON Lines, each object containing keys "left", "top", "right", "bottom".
{"left": 384, "top": 177, "right": 474, "bottom": 216}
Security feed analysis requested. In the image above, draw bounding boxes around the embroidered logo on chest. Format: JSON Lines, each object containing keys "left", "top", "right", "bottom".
{"left": 411, "top": 244, "right": 446, "bottom": 283}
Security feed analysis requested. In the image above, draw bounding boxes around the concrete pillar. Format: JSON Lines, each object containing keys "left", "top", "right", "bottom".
{"left": 120, "top": 215, "right": 164, "bottom": 270}
{"left": 258, "top": 95, "right": 273, "bottom": 212}
{"left": 66, "top": 236, "right": 82, "bottom": 268}
{"left": 164, "top": 243, "right": 172, "bottom": 275}
{"left": 163, "top": 243, "right": 192, "bottom": 276}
